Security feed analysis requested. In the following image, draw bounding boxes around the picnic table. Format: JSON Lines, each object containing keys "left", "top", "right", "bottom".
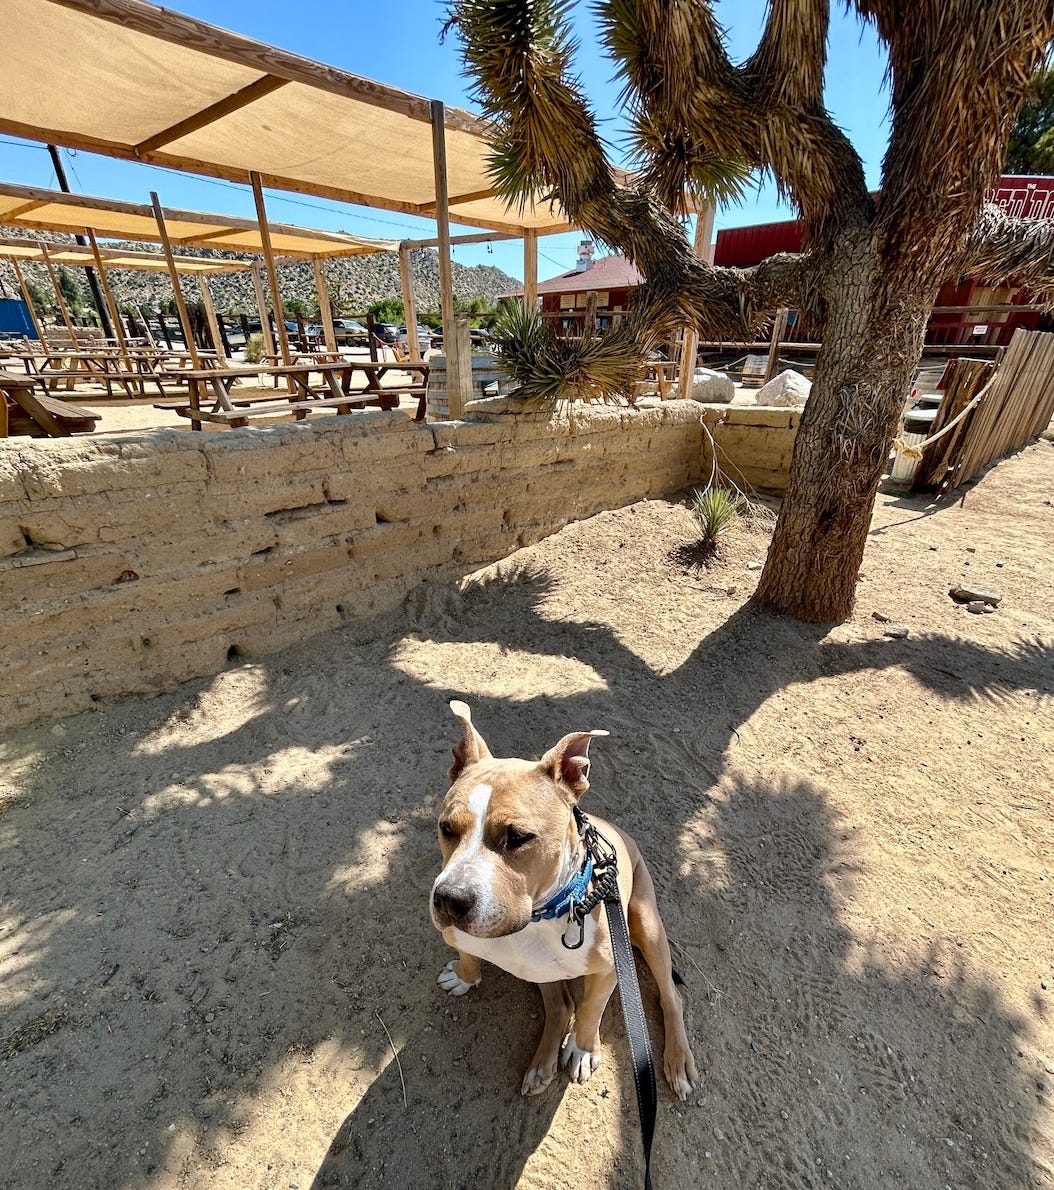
{"left": 166, "top": 359, "right": 430, "bottom": 429}
{"left": 0, "top": 370, "right": 100, "bottom": 437}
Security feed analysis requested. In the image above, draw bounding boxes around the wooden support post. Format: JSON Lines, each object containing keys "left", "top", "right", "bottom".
{"left": 677, "top": 208, "right": 715, "bottom": 399}
{"left": 398, "top": 246, "right": 422, "bottom": 363}
{"left": 40, "top": 245, "right": 81, "bottom": 348}
{"left": 764, "top": 307, "right": 790, "bottom": 384}
{"left": 157, "top": 311, "right": 174, "bottom": 351}
{"left": 85, "top": 229, "right": 129, "bottom": 353}
{"left": 583, "top": 289, "right": 598, "bottom": 339}
{"left": 198, "top": 275, "right": 229, "bottom": 365}
{"left": 250, "top": 262, "right": 276, "bottom": 356}
{"left": 249, "top": 171, "right": 292, "bottom": 365}
{"left": 138, "top": 305, "right": 158, "bottom": 349}
{"left": 430, "top": 99, "right": 463, "bottom": 419}
{"left": 312, "top": 256, "right": 337, "bottom": 354}
{"left": 453, "top": 312, "right": 473, "bottom": 410}
{"left": 523, "top": 229, "right": 538, "bottom": 309}
{"left": 150, "top": 192, "right": 201, "bottom": 368}
{"left": 10, "top": 258, "right": 46, "bottom": 343}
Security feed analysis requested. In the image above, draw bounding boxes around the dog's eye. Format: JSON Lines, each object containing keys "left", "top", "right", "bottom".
{"left": 439, "top": 821, "right": 456, "bottom": 840}
{"left": 504, "top": 828, "right": 535, "bottom": 851}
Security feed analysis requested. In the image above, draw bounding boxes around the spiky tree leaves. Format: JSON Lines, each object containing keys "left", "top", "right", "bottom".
{"left": 447, "top": 0, "right": 1054, "bottom": 622}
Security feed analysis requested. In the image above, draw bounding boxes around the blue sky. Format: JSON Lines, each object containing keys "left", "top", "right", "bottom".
{"left": 0, "top": 0, "right": 890, "bottom": 283}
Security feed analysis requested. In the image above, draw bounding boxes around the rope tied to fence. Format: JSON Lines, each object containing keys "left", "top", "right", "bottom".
{"left": 892, "top": 374, "right": 996, "bottom": 459}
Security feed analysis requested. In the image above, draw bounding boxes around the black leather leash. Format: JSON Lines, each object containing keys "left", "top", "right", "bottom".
{"left": 568, "top": 807, "right": 658, "bottom": 1190}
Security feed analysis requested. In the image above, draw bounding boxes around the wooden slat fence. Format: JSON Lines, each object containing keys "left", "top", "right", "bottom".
{"left": 912, "top": 329, "right": 1054, "bottom": 494}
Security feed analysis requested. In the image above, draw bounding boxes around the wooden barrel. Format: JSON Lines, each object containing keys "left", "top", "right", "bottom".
{"left": 425, "top": 352, "right": 511, "bottom": 420}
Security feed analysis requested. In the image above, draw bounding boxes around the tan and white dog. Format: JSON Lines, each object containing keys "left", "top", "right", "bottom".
{"left": 431, "top": 700, "right": 697, "bottom": 1100}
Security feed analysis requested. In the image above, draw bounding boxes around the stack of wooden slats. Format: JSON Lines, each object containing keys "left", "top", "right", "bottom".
{"left": 912, "top": 329, "right": 1054, "bottom": 494}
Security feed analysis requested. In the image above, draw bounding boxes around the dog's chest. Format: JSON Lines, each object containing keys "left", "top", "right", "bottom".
{"left": 451, "top": 914, "right": 604, "bottom": 983}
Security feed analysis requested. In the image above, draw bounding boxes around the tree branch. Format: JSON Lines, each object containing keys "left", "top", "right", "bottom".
{"left": 958, "top": 205, "right": 1054, "bottom": 301}
{"left": 601, "top": 0, "right": 871, "bottom": 236}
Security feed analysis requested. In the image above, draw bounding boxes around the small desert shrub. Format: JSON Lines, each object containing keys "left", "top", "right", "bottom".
{"left": 690, "top": 486, "right": 742, "bottom": 550}
{"left": 244, "top": 332, "right": 267, "bottom": 364}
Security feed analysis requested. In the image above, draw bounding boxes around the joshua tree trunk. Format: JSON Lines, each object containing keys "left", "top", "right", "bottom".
{"left": 756, "top": 227, "right": 932, "bottom": 621}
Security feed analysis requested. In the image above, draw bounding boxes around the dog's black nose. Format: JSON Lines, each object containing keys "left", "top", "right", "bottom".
{"left": 433, "top": 884, "right": 477, "bottom": 921}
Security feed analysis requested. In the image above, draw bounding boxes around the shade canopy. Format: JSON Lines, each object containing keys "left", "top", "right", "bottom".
{"left": 0, "top": 181, "right": 397, "bottom": 259}
{"left": 0, "top": 0, "right": 573, "bottom": 236}
{"left": 0, "top": 234, "right": 251, "bottom": 274}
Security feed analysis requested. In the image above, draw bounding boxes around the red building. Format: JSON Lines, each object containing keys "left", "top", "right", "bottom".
{"left": 714, "top": 176, "right": 1054, "bottom": 347}
{"left": 505, "top": 242, "right": 644, "bottom": 335}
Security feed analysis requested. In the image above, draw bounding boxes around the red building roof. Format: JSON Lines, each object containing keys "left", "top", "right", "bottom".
{"left": 503, "top": 254, "right": 644, "bottom": 298}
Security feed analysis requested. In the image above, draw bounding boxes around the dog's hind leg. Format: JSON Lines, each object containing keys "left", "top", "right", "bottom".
{"left": 628, "top": 857, "right": 698, "bottom": 1101}
{"left": 522, "top": 980, "right": 574, "bottom": 1095}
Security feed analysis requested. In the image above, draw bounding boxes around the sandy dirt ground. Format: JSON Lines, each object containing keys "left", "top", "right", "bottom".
{"left": 1, "top": 440, "right": 1052, "bottom": 1190}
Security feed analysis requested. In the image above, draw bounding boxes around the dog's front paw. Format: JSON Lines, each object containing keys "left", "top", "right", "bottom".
{"left": 560, "top": 1035, "right": 601, "bottom": 1083}
{"left": 521, "top": 1059, "right": 558, "bottom": 1096}
{"left": 664, "top": 1044, "right": 698, "bottom": 1102}
{"left": 436, "top": 959, "right": 481, "bottom": 997}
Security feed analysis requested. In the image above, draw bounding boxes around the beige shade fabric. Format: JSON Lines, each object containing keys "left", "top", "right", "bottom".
{"left": 0, "top": 182, "right": 397, "bottom": 259}
{"left": 0, "top": 0, "right": 572, "bottom": 236}
{"left": 0, "top": 234, "right": 251, "bottom": 273}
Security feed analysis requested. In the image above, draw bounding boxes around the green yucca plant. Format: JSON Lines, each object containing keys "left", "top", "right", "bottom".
{"left": 690, "top": 485, "right": 742, "bottom": 551}
{"left": 489, "top": 301, "right": 644, "bottom": 404}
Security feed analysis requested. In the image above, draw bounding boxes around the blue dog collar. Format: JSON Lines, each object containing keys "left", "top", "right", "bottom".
{"left": 530, "top": 852, "right": 594, "bottom": 922}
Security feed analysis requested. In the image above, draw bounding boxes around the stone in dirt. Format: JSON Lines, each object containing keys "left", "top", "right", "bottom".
{"left": 746, "top": 561, "right": 763, "bottom": 571}
{"left": 755, "top": 369, "right": 811, "bottom": 407}
{"left": 872, "top": 611, "right": 891, "bottom": 623}
{"left": 949, "top": 585, "right": 1002, "bottom": 606}
{"left": 884, "top": 626, "right": 910, "bottom": 639}
{"left": 689, "top": 368, "right": 735, "bottom": 404}
{"left": 966, "top": 600, "right": 995, "bottom": 614}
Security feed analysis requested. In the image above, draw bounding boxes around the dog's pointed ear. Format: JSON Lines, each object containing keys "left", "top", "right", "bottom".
{"left": 448, "top": 699, "right": 493, "bottom": 781}
{"left": 539, "top": 730, "right": 609, "bottom": 800}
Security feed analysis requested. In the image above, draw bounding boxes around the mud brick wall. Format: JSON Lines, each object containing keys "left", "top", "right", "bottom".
{"left": 0, "top": 400, "right": 797, "bottom": 727}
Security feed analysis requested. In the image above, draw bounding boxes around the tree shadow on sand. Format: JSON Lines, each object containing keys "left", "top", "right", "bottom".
{"left": 0, "top": 562, "right": 1050, "bottom": 1187}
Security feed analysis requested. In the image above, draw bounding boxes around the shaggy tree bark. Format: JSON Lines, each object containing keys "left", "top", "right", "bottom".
{"left": 449, "top": 0, "right": 1054, "bottom": 623}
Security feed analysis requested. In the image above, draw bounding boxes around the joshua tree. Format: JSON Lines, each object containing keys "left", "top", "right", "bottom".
{"left": 448, "top": 0, "right": 1054, "bottom": 622}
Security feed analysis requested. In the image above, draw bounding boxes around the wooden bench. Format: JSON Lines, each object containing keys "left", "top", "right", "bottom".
{"left": 171, "top": 392, "right": 425, "bottom": 427}
{"left": 0, "top": 370, "right": 100, "bottom": 437}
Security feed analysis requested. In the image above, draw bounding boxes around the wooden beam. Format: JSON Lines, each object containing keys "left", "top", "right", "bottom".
{"left": 85, "top": 228, "right": 129, "bottom": 352}
{"left": 677, "top": 209, "right": 714, "bottom": 399}
{"left": 138, "top": 304, "right": 158, "bottom": 348}
{"left": 430, "top": 99, "right": 462, "bottom": 420}
{"left": 523, "top": 230, "right": 538, "bottom": 309}
{"left": 398, "top": 246, "right": 421, "bottom": 365}
{"left": 46, "top": 0, "right": 489, "bottom": 134}
{"left": 40, "top": 243, "right": 81, "bottom": 347}
{"left": 3, "top": 200, "right": 47, "bottom": 220}
{"left": 764, "top": 307, "right": 790, "bottom": 384}
{"left": 197, "top": 275, "right": 229, "bottom": 365}
{"left": 135, "top": 74, "right": 289, "bottom": 153}
{"left": 150, "top": 191, "right": 201, "bottom": 368}
{"left": 250, "top": 171, "right": 292, "bottom": 364}
{"left": 10, "top": 258, "right": 47, "bottom": 343}
{"left": 400, "top": 231, "right": 518, "bottom": 250}
{"left": 418, "top": 186, "right": 497, "bottom": 214}
{"left": 312, "top": 256, "right": 337, "bottom": 354}
{"left": 249, "top": 262, "right": 276, "bottom": 356}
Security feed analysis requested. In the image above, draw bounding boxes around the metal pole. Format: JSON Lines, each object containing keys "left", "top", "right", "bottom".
{"left": 47, "top": 144, "right": 114, "bottom": 340}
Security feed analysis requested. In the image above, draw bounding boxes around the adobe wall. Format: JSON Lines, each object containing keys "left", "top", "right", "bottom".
{"left": 0, "top": 400, "right": 798, "bottom": 728}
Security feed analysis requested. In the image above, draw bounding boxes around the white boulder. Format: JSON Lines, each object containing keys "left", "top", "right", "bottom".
{"left": 755, "top": 368, "right": 811, "bottom": 407}
{"left": 689, "top": 367, "right": 735, "bottom": 404}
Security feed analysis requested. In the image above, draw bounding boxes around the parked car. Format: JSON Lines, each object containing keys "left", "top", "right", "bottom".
{"left": 304, "top": 318, "right": 368, "bottom": 347}
{"left": 429, "top": 326, "right": 492, "bottom": 349}
{"left": 397, "top": 324, "right": 433, "bottom": 353}
{"left": 371, "top": 322, "right": 400, "bottom": 345}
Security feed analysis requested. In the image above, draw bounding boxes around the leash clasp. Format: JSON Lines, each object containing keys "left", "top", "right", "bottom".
{"left": 561, "top": 900, "right": 585, "bottom": 950}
